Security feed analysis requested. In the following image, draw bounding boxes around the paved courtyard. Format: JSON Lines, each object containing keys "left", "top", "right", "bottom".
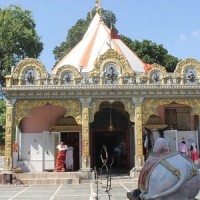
{"left": 0, "top": 179, "right": 137, "bottom": 200}
{"left": 0, "top": 178, "right": 200, "bottom": 200}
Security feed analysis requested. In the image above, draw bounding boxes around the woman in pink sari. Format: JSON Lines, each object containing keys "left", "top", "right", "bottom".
{"left": 55, "top": 141, "right": 68, "bottom": 172}
{"left": 190, "top": 142, "right": 199, "bottom": 167}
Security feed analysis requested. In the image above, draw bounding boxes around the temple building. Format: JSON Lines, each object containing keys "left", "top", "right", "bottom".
{"left": 2, "top": 1, "right": 200, "bottom": 175}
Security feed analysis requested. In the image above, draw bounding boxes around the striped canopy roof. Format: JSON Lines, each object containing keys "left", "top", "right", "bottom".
{"left": 52, "top": 11, "right": 144, "bottom": 74}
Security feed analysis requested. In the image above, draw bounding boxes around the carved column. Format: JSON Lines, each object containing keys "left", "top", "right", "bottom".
{"left": 3, "top": 100, "right": 15, "bottom": 173}
{"left": 180, "top": 76, "right": 184, "bottom": 84}
{"left": 119, "top": 76, "right": 123, "bottom": 84}
{"left": 5, "top": 75, "right": 12, "bottom": 87}
{"left": 133, "top": 97, "right": 144, "bottom": 168}
{"left": 58, "top": 78, "right": 62, "bottom": 85}
{"left": 162, "top": 78, "right": 165, "bottom": 84}
{"left": 38, "top": 77, "right": 42, "bottom": 85}
{"left": 100, "top": 77, "right": 103, "bottom": 85}
{"left": 147, "top": 78, "right": 150, "bottom": 84}
{"left": 80, "top": 98, "right": 91, "bottom": 171}
{"left": 18, "top": 77, "right": 22, "bottom": 86}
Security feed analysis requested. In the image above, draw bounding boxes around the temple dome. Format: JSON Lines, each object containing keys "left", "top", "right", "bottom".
{"left": 51, "top": 12, "right": 144, "bottom": 75}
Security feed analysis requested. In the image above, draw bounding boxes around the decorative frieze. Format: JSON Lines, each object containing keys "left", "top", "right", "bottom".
{"left": 4, "top": 84, "right": 200, "bottom": 100}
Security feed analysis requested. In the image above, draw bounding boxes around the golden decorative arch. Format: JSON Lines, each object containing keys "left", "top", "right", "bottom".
{"left": 174, "top": 58, "right": 200, "bottom": 78}
{"left": 89, "top": 98, "right": 135, "bottom": 123}
{"left": 14, "top": 99, "right": 82, "bottom": 126}
{"left": 142, "top": 98, "right": 200, "bottom": 124}
{"left": 53, "top": 65, "right": 82, "bottom": 80}
{"left": 90, "top": 49, "right": 135, "bottom": 77}
{"left": 12, "top": 58, "right": 49, "bottom": 80}
{"left": 146, "top": 115, "right": 162, "bottom": 125}
{"left": 51, "top": 116, "right": 82, "bottom": 132}
{"left": 141, "top": 63, "right": 170, "bottom": 79}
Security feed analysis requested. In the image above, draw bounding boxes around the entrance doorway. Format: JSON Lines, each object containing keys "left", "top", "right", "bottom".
{"left": 91, "top": 130, "right": 129, "bottom": 172}
{"left": 90, "top": 101, "right": 131, "bottom": 173}
{"left": 61, "top": 132, "right": 80, "bottom": 171}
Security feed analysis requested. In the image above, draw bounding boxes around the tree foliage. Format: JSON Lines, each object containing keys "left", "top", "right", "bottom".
{"left": 0, "top": 100, "right": 6, "bottom": 145}
{"left": 0, "top": 5, "right": 43, "bottom": 86}
{"left": 120, "top": 36, "right": 180, "bottom": 72}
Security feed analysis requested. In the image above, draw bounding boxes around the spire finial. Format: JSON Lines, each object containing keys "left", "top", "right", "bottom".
{"left": 95, "top": 0, "right": 102, "bottom": 19}
{"left": 95, "top": 0, "right": 100, "bottom": 11}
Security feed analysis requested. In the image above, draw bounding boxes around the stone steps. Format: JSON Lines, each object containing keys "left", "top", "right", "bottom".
{"left": 3, "top": 171, "right": 137, "bottom": 185}
{"left": 17, "top": 177, "right": 80, "bottom": 185}
{"left": 12, "top": 171, "right": 94, "bottom": 185}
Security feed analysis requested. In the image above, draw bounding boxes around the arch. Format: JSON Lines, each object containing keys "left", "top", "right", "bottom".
{"left": 12, "top": 58, "right": 49, "bottom": 80}
{"left": 142, "top": 98, "right": 200, "bottom": 124}
{"left": 90, "top": 101, "right": 129, "bottom": 130}
{"left": 14, "top": 99, "right": 82, "bottom": 126}
{"left": 53, "top": 65, "right": 82, "bottom": 81}
{"left": 174, "top": 58, "right": 200, "bottom": 78}
{"left": 90, "top": 100, "right": 131, "bottom": 170}
{"left": 146, "top": 115, "right": 162, "bottom": 125}
{"left": 90, "top": 49, "right": 135, "bottom": 78}
{"left": 51, "top": 116, "right": 82, "bottom": 132}
{"left": 141, "top": 63, "right": 170, "bottom": 83}
{"left": 89, "top": 98, "right": 135, "bottom": 123}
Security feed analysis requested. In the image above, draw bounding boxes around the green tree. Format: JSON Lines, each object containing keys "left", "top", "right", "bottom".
{"left": 120, "top": 36, "right": 180, "bottom": 72}
{"left": 0, "top": 5, "right": 43, "bottom": 86}
{"left": 0, "top": 100, "right": 6, "bottom": 145}
{"left": 0, "top": 5, "right": 43, "bottom": 146}
{"left": 53, "top": 8, "right": 117, "bottom": 66}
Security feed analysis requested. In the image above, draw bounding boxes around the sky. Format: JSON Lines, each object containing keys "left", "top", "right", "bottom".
{"left": 1, "top": 0, "right": 200, "bottom": 73}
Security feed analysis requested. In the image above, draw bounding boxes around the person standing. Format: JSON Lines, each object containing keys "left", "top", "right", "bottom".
{"left": 190, "top": 142, "right": 199, "bottom": 167}
{"left": 65, "top": 145, "right": 74, "bottom": 171}
{"left": 178, "top": 141, "right": 188, "bottom": 156}
{"left": 55, "top": 141, "right": 68, "bottom": 172}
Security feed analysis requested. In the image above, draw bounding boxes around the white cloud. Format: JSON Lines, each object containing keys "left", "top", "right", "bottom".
{"left": 192, "top": 30, "right": 200, "bottom": 41}
{"left": 179, "top": 34, "right": 187, "bottom": 41}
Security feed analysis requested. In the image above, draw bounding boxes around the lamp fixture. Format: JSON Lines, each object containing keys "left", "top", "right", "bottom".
{"left": 108, "top": 103, "right": 114, "bottom": 132}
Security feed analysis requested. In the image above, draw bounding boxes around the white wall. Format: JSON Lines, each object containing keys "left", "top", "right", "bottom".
{"left": 17, "top": 132, "right": 56, "bottom": 172}
{"left": 177, "top": 131, "right": 198, "bottom": 152}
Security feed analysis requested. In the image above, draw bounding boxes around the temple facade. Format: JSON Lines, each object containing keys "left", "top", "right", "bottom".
{"left": 2, "top": 1, "right": 200, "bottom": 173}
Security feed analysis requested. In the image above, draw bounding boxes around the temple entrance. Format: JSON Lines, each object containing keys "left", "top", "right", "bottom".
{"left": 91, "top": 130, "right": 129, "bottom": 172}
{"left": 60, "top": 132, "right": 80, "bottom": 171}
{"left": 90, "top": 101, "right": 130, "bottom": 173}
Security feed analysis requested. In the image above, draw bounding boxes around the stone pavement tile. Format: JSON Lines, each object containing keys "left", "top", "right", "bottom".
{"left": 0, "top": 182, "right": 136, "bottom": 200}
{"left": 0, "top": 181, "right": 199, "bottom": 200}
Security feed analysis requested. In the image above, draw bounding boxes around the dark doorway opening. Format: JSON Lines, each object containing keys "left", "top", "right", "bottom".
{"left": 61, "top": 132, "right": 80, "bottom": 171}
{"left": 90, "top": 101, "right": 131, "bottom": 173}
{"left": 91, "top": 130, "right": 129, "bottom": 173}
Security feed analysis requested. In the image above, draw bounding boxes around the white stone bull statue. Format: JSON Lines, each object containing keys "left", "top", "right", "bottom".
{"left": 128, "top": 127, "right": 200, "bottom": 200}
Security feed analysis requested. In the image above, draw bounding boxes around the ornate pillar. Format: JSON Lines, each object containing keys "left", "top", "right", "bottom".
{"left": 80, "top": 98, "right": 92, "bottom": 171}
{"left": 37, "top": 77, "right": 42, "bottom": 85}
{"left": 5, "top": 75, "right": 12, "bottom": 87}
{"left": 161, "top": 78, "right": 165, "bottom": 84}
{"left": 133, "top": 97, "right": 144, "bottom": 168}
{"left": 180, "top": 76, "right": 184, "bottom": 84}
{"left": 58, "top": 78, "right": 62, "bottom": 85}
{"left": 3, "top": 100, "right": 15, "bottom": 173}
{"left": 100, "top": 77, "right": 103, "bottom": 85}
{"left": 18, "top": 77, "right": 22, "bottom": 86}
{"left": 119, "top": 75, "right": 123, "bottom": 84}
{"left": 147, "top": 78, "right": 150, "bottom": 84}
